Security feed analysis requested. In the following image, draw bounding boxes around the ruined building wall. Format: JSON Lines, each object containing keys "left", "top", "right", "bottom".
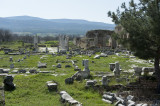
{"left": 73, "top": 30, "right": 114, "bottom": 50}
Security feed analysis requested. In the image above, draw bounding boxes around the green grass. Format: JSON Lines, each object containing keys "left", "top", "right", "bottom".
{"left": 0, "top": 41, "right": 153, "bottom": 106}
{"left": 5, "top": 74, "right": 109, "bottom": 106}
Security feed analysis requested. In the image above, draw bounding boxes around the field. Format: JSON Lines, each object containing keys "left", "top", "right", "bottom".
{"left": 0, "top": 42, "right": 153, "bottom": 106}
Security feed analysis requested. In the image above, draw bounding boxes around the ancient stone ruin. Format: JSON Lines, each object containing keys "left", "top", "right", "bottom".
{"left": 60, "top": 91, "right": 82, "bottom": 105}
{"left": 73, "top": 30, "right": 115, "bottom": 50}
{"left": 3, "top": 75, "right": 16, "bottom": 91}
{"left": 113, "top": 62, "right": 121, "bottom": 77}
{"left": 59, "top": 35, "right": 69, "bottom": 51}
{"left": 34, "top": 35, "right": 39, "bottom": 52}
{"left": 46, "top": 81, "right": 57, "bottom": 91}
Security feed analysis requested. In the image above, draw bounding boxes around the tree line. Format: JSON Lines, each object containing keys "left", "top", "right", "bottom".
{"left": 0, "top": 29, "right": 76, "bottom": 43}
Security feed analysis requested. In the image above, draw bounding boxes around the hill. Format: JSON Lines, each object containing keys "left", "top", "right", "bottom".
{"left": 0, "top": 16, "right": 115, "bottom": 35}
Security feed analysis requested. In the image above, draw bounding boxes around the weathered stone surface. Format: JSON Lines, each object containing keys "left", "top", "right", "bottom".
{"left": 29, "top": 69, "right": 37, "bottom": 73}
{"left": 56, "top": 63, "right": 62, "bottom": 68}
{"left": 65, "top": 78, "right": 74, "bottom": 84}
{"left": 0, "top": 68, "right": 4, "bottom": 73}
{"left": 130, "top": 56, "right": 136, "bottom": 58}
{"left": 133, "top": 67, "right": 142, "bottom": 76}
{"left": 75, "top": 73, "right": 82, "bottom": 81}
{"left": 60, "top": 91, "right": 82, "bottom": 105}
{"left": 46, "top": 81, "right": 57, "bottom": 91}
{"left": 118, "top": 104, "right": 125, "bottom": 106}
{"left": 82, "top": 59, "right": 89, "bottom": 72}
{"left": 3, "top": 69, "right": 9, "bottom": 73}
{"left": 60, "top": 91, "right": 67, "bottom": 95}
{"left": 86, "top": 80, "right": 96, "bottom": 86}
{"left": 65, "top": 65, "right": 71, "bottom": 68}
{"left": 38, "top": 71, "right": 51, "bottom": 73}
{"left": 17, "top": 59, "right": 21, "bottom": 62}
{"left": 18, "top": 69, "right": 26, "bottom": 73}
{"left": 3, "top": 75, "right": 16, "bottom": 91}
{"left": 109, "top": 63, "right": 115, "bottom": 71}
{"left": 61, "top": 93, "right": 73, "bottom": 102}
{"left": 94, "top": 55, "right": 100, "bottom": 59}
{"left": 10, "top": 64, "right": 14, "bottom": 69}
{"left": 59, "top": 35, "right": 69, "bottom": 51}
{"left": 11, "top": 70, "right": 18, "bottom": 73}
{"left": 102, "top": 76, "right": 108, "bottom": 86}
{"left": 127, "top": 100, "right": 135, "bottom": 106}
{"left": 59, "top": 50, "right": 67, "bottom": 54}
{"left": 74, "top": 66, "right": 81, "bottom": 71}
{"left": 141, "top": 104, "right": 148, "bottom": 106}
{"left": 102, "top": 98, "right": 112, "bottom": 104}
{"left": 9, "top": 57, "right": 13, "bottom": 62}
{"left": 23, "top": 56, "right": 27, "bottom": 59}
{"left": 113, "top": 62, "right": 121, "bottom": 77}
{"left": 114, "top": 100, "right": 122, "bottom": 106}
{"left": 103, "top": 94, "right": 114, "bottom": 102}
{"left": 78, "top": 71, "right": 90, "bottom": 79}
{"left": 100, "top": 53, "right": 107, "bottom": 57}
{"left": 127, "top": 95, "right": 134, "bottom": 100}
{"left": 38, "top": 62, "right": 47, "bottom": 68}
{"left": 68, "top": 99, "right": 79, "bottom": 105}
{"left": 52, "top": 65, "right": 56, "bottom": 67}
{"left": 34, "top": 35, "right": 39, "bottom": 52}
{"left": 115, "top": 53, "right": 120, "bottom": 56}
{"left": 142, "top": 67, "right": 154, "bottom": 76}
{"left": 136, "top": 104, "right": 143, "bottom": 106}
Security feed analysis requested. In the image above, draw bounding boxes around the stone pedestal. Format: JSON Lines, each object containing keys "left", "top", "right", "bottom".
{"left": 47, "top": 82, "right": 57, "bottom": 91}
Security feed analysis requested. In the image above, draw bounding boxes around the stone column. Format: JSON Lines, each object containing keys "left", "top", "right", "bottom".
{"left": 113, "top": 62, "right": 120, "bottom": 77}
{"left": 59, "top": 35, "right": 69, "bottom": 51}
{"left": 65, "top": 36, "right": 69, "bottom": 51}
{"left": 34, "top": 35, "right": 38, "bottom": 52}
{"left": 57, "top": 46, "right": 59, "bottom": 53}
{"left": 46, "top": 47, "right": 48, "bottom": 53}
{"left": 82, "top": 59, "right": 89, "bottom": 72}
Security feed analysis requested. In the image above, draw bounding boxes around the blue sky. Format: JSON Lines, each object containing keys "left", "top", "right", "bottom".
{"left": 0, "top": 0, "right": 139, "bottom": 24}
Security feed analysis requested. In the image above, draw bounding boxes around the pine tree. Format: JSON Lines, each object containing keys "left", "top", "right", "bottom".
{"left": 108, "top": 0, "right": 160, "bottom": 92}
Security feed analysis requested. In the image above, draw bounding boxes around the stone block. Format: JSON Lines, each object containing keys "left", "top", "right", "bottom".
{"left": 65, "top": 78, "right": 74, "bottom": 84}
{"left": 47, "top": 82, "right": 57, "bottom": 91}
{"left": 56, "top": 63, "right": 61, "bottom": 68}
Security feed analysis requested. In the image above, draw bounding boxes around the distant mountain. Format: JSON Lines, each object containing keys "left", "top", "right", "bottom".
{"left": 0, "top": 16, "right": 115, "bottom": 35}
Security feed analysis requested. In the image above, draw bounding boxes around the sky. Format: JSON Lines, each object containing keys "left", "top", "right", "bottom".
{"left": 0, "top": 0, "right": 139, "bottom": 24}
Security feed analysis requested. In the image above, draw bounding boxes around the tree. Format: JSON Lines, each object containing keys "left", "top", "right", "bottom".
{"left": 108, "top": 0, "right": 160, "bottom": 92}
{"left": 0, "top": 29, "right": 12, "bottom": 42}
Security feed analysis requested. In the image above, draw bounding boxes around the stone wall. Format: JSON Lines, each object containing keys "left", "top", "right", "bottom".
{"left": 73, "top": 30, "right": 113, "bottom": 50}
